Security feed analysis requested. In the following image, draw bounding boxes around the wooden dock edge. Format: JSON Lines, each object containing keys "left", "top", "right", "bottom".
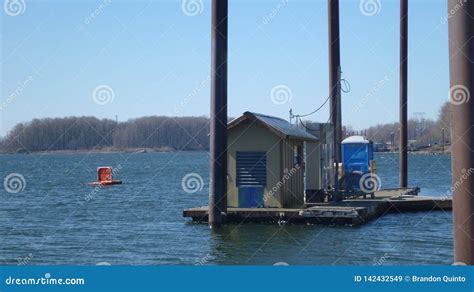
{"left": 183, "top": 193, "right": 452, "bottom": 226}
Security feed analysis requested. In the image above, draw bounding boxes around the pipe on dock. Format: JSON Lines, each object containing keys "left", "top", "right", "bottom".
{"left": 208, "top": 0, "right": 228, "bottom": 229}
{"left": 448, "top": 0, "right": 474, "bottom": 265}
{"left": 399, "top": 0, "right": 408, "bottom": 188}
{"left": 328, "top": 0, "right": 342, "bottom": 197}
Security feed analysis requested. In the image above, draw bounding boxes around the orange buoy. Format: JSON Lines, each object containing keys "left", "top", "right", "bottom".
{"left": 88, "top": 166, "right": 122, "bottom": 186}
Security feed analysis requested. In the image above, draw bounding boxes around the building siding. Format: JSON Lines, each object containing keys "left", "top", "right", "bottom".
{"left": 280, "top": 139, "right": 305, "bottom": 208}
{"left": 227, "top": 120, "right": 282, "bottom": 208}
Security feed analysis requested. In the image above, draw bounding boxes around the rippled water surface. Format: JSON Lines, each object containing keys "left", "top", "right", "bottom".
{"left": 0, "top": 152, "right": 453, "bottom": 265}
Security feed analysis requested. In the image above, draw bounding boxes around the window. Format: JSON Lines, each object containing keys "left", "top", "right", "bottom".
{"left": 294, "top": 145, "right": 303, "bottom": 165}
{"left": 236, "top": 151, "right": 267, "bottom": 187}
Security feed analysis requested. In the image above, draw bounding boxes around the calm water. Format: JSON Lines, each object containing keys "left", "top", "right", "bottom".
{"left": 0, "top": 152, "right": 453, "bottom": 265}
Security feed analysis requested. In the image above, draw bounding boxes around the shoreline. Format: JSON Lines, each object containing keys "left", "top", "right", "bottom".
{"left": 375, "top": 148, "right": 451, "bottom": 155}
{"left": 1, "top": 149, "right": 450, "bottom": 155}
{"left": 0, "top": 147, "right": 207, "bottom": 155}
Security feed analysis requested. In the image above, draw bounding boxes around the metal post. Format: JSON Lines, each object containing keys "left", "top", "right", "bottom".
{"left": 329, "top": 0, "right": 341, "bottom": 198}
{"left": 441, "top": 128, "right": 445, "bottom": 154}
{"left": 328, "top": 0, "right": 342, "bottom": 162}
{"left": 448, "top": 0, "right": 474, "bottom": 265}
{"left": 390, "top": 132, "right": 395, "bottom": 152}
{"left": 209, "top": 0, "right": 228, "bottom": 229}
{"left": 399, "top": 0, "right": 408, "bottom": 188}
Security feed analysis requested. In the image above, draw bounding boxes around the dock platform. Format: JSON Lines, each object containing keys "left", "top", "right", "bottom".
{"left": 183, "top": 188, "right": 452, "bottom": 226}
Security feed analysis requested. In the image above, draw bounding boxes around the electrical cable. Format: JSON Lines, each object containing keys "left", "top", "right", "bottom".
{"left": 292, "top": 76, "right": 350, "bottom": 120}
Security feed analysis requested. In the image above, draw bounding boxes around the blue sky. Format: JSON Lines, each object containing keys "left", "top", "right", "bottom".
{"left": 1, "top": 0, "right": 450, "bottom": 136}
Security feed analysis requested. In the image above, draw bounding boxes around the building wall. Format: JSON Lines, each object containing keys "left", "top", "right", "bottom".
{"left": 306, "top": 141, "right": 321, "bottom": 190}
{"left": 227, "top": 120, "right": 282, "bottom": 208}
{"left": 280, "top": 139, "right": 306, "bottom": 208}
{"left": 305, "top": 123, "right": 334, "bottom": 190}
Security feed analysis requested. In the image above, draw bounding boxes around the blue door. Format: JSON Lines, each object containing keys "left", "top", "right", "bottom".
{"left": 238, "top": 187, "right": 264, "bottom": 208}
{"left": 236, "top": 151, "right": 267, "bottom": 208}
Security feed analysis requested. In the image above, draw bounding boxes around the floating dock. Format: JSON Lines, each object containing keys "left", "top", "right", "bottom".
{"left": 183, "top": 188, "right": 452, "bottom": 226}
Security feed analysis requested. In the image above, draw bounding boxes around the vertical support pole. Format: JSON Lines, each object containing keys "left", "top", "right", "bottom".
{"left": 399, "top": 0, "right": 408, "bottom": 188}
{"left": 328, "top": 0, "right": 341, "bottom": 198}
{"left": 441, "top": 128, "right": 445, "bottom": 154}
{"left": 448, "top": 0, "right": 474, "bottom": 265}
{"left": 209, "top": 0, "right": 228, "bottom": 229}
{"left": 329, "top": 0, "right": 342, "bottom": 163}
{"left": 389, "top": 132, "right": 393, "bottom": 152}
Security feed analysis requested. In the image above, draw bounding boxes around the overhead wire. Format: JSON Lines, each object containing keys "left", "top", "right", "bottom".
{"left": 292, "top": 77, "right": 350, "bottom": 120}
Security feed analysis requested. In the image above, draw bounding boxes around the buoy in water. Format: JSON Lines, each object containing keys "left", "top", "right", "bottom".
{"left": 88, "top": 166, "right": 122, "bottom": 186}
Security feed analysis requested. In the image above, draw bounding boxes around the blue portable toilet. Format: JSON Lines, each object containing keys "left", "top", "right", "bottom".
{"left": 341, "top": 136, "right": 375, "bottom": 191}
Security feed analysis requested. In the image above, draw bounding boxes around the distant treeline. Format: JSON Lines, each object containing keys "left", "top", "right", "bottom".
{"left": 358, "top": 102, "right": 452, "bottom": 146}
{"left": 0, "top": 101, "right": 452, "bottom": 153}
{"left": 0, "top": 116, "right": 210, "bottom": 153}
